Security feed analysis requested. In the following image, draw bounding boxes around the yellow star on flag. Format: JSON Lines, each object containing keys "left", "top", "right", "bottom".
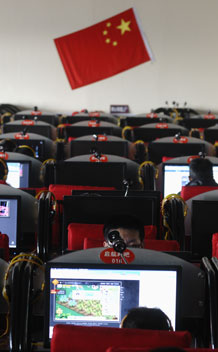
{"left": 117, "top": 19, "right": 131, "bottom": 35}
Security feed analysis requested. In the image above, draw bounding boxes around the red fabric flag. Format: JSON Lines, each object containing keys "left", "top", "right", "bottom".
{"left": 54, "top": 8, "right": 152, "bottom": 89}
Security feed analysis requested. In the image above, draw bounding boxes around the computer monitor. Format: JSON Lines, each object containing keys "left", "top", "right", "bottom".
{"left": 53, "top": 161, "right": 127, "bottom": 189}
{"left": 3, "top": 122, "right": 54, "bottom": 139}
{"left": 133, "top": 125, "right": 188, "bottom": 143}
{"left": 15, "top": 139, "right": 44, "bottom": 159}
{"left": 62, "top": 194, "right": 161, "bottom": 251}
{"left": 64, "top": 126, "right": 121, "bottom": 139}
{"left": 120, "top": 116, "right": 172, "bottom": 128}
{"left": 0, "top": 195, "right": 21, "bottom": 248}
{"left": 44, "top": 263, "right": 181, "bottom": 344}
{"left": 70, "top": 140, "right": 129, "bottom": 158}
{"left": 191, "top": 200, "right": 218, "bottom": 258}
{"left": 163, "top": 163, "right": 218, "bottom": 197}
{"left": 6, "top": 161, "right": 30, "bottom": 188}
{"left": 148, "top": 138, "right": 207, "bottom": 165}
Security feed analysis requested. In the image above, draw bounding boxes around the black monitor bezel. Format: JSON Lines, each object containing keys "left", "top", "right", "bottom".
{"left": 124, "top": 116, "right": 171, "bottom": 127}
{"left": 14, "top": 139, "right": 45, "bottom": 160}
{"left": 44, "top": 262, "right": 182, "bottom": 347}
{"left": 14, "top": 113, "right": 58, "bottom": 126}
{"left": 70, "top": 190, "right": 161, "bottom": 238}
{"left": 70, "top": 139, "right": 129, "bottom": 158}
{"left": 54, "top": 161, "right": 127, "bottom": 189}
{"left": 204, "top": 127, "right": 218, "bottom": 144}
{"left": 3, "top": 123, "right": 53, "bottom": 139}
{"left": 64, "top": 126, "right": 122, "bottom": 139}
{"left": 148, "top": 142, "right": 206, "bottom": 165}
{"left": 133, "top": 126, "right": 188, "bottom": 142}
{"left": 62, "top": 194, "right": 161, "bottom": 252}
{"left": 191, "top": 200, "right": 218, "bottom": 258}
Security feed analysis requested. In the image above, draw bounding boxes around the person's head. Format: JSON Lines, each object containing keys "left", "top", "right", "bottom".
{"left": 0, "top": 159, "right": 8, "bottom": 181}
{"left": 189, "top": 157, "right": 214, "bottom": 182}
{"left": 103, "top": 214, "right": 145, "bottom": 248}
{"left": 120, "top": 307, "right": 173, "bottom": 331}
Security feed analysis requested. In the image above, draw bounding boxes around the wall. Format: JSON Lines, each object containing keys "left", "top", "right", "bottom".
{"left": 0, "top": 0, "right": 218, "bottom": 114}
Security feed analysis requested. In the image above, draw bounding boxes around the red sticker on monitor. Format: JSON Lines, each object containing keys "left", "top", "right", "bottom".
{"left": 89, "top": 155, "right": 108, "bottom": 162}
{"left": 31, "top": 111, "right": 42, "bottom": 116}
{"left": 204, "top": 114, "right": 215, "bottom": 119}
{"left": 89, "top": 112, "right": 100, "bottom": 117}
{"left": 88, "top": 121, "right": 100, "bottom": 127}
{"left": 14, "top": 133, "right": 30, "bottom": 140}
{"left": 0, "top": 152, "right": 8, "bottom": 160}
{"left": 155, "top": 123, "right": 168, "bottom": 129}
{"left": 92, "top": 135, "right": 108, "bottom": 142}
{"left": 100, "top": 248, "right": 135, "bottom": 264}
{"left": 146, "top": 113, "right": 158, "bottom": 118}
{"left": 187, "top": 155, "right": 200, "bottom": 163}
{"left": 21, "top": 120, "right": 34, "bottom": 126}
{"left": 173, "top": 136, "right": 188, "bottom": 144}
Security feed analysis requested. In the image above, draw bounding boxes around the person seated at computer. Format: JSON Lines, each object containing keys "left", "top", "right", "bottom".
{"left": 185, "top": 157, "right": 218, "bottom": 187}
{"left": 120, "top": 307, "right": 173, "bottom": 330}
{"left": 103, "top": 214, "right": 145, "bottom": 248}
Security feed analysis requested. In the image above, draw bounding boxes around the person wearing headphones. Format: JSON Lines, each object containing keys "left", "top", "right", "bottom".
{"left": 186, "top": 157, "right": 218, "bottom": 187}
{"left": 103, "top": 214, "right": 145, "bottom": 249}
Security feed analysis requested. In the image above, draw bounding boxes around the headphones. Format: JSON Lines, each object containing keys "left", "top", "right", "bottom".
{"left": 39, "top": 158, "right": 56, "bottom": 183}
{"left": 161, "top": 193, "right": 187, "bottom": 217}
{"left": 35, "top": 190, "right": 57, "bottom": 221}
{"left": 2, "top": 252, "right": 44, "bottom": 305}
{"left": 0, "top": 158, "right": 8, "bottom": 181}
{"left": 15, "top": 145, "right": 36, "bottom": 158}
{"left": 161, "top": 194, "right": 187, "bottom": 240}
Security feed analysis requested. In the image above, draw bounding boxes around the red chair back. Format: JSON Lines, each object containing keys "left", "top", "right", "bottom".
{"left": 51, "top": 324, "right": 191, "bottom": 352}
{"left": 0, "top": 232, "right": 9, "bottom": 262}
{"left": 83, "top": 237, "right": 180, "bottom": 252}
{"left": 106, "top": 348, "right": 218, "bottom": 352}
{"left": 181, "top": 185, "right": 218, "bottom": 201}
{"left": 212, "top": 233, "right": 218, "bottom": 257}
{"left": 68, "top": 223, "right": 158, "bottom": 251}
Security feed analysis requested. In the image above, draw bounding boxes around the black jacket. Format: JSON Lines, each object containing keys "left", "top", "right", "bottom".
{"left": 185, "top": 177, "right": 218, "bottom": 187}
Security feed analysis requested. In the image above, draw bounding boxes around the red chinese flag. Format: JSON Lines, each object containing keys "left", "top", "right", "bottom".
{"left": 54, "top": 8, "right": 152, "bottom": 89}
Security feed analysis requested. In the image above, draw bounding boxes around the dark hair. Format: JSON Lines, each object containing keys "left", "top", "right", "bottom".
{"left": 189, "top": 157, "right": 214, "bottom": 181}
{"left": 121, "top": 307, "right": 172, "bottom": 331}
{"left": 103, "top": 214, "right": 145, "bottom": 243}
